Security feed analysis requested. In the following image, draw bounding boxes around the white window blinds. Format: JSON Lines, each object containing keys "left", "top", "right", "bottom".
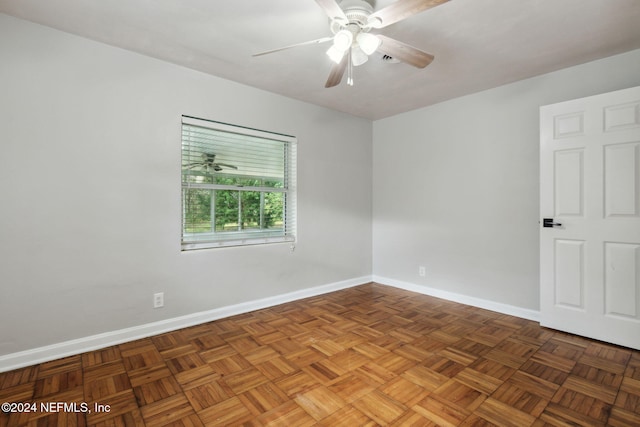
{"left": 181, "top": 116, "right": 296, "bottom": 250}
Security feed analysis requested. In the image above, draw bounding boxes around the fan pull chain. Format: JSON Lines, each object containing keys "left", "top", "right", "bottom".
{"left": 347, "top": 49, "right": 354, "bottom": 86}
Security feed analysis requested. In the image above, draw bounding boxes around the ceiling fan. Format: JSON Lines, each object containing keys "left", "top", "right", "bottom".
{"left": 184, "top": 153, "right": 238, "bottom": 173}
{"left": 254, "top": 0, "right": 449, "bottom": 88}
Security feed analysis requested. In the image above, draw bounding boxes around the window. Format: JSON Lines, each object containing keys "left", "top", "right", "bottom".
{"left": 181, "top": 116, "right": 296, "bottom": 250}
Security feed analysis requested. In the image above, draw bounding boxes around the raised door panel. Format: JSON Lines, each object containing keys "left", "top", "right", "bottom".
{"left": 604, "top": 142, "right": 640, "bottom": 218}
{"left": 554, "top": 239, "right": 585, "bottom": 309}
{"left": 605, "top": 242, "right": 640, "bottom": 319}
{"left": 554, "top": 112, "right": 585, "bottom": 139}
{"left": 554, "top": 150, "right": 584, "bottom": 217}
{"left": 604, "top": 101, "right": 640, "bottom": 132}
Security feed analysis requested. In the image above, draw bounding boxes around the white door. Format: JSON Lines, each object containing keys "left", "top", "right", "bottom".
{"left": 540, "top": 85, "right": 640, "bottom": 350}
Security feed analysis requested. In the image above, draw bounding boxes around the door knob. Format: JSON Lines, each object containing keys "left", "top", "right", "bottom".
{"left": 543, "top": 218, "right": 562, "bottom": 228}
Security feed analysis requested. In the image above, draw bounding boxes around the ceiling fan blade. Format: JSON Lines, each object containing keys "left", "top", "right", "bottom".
{"left": 215, "top": 163, "right": 238, "bottom": 170}
{"left": 367, "top": 0, "right": 449, "bottom": 29}
{"left": 376, "top": 34, "right": 434, "bottom": 68}
{"left": 325, "top": 55, "right": 348, "bottom": 88}
{"left": 253, "top": 36, "right": 334, "bottom": 57}
{"left": 314, "top": 0, "right": 348, "bottom": 23}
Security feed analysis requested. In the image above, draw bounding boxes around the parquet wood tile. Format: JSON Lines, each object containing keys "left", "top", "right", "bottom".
{"left": 375, "top": 352, "right": 416, "bottom": 375}
{"left": 412, "top": 393, "right": 472, "bottom": 426}
{"left": 352, "top": 389, "right": 407, "bottom": 425}
{"left": 625, "top": 353, "right": 640, "bottom": 379}
{"left": 358, "top": 361, "right": 398, "bottom": 386}
{"left": 173, "top": 366, "right": 219, "bottom": 390}
{"left": 254, "top": 400, "right": 315, "bottom": 427}
{"left": 253, "top": 357, "right": 297, "bottom": 382}
{"left": 549, "top": 386, "right": 612, "bottom": 423}
{"left": 403, "top": 365, "right": 448, "bottom": 392}
{"left": 132, "top": 374, "right": 181, "bottom": 406}
{"left": 272, "top": 372, "right": 318, "bottom": 401}
{"left": 379, "top": 376, "right": 429, "bottom": 407}
{"left": 84, "top": 389, "right": 141, "bottom": 426}
{"left": 2, "top": 282, "right": 640, "bottom": 426}
{"left": 616, "top": 376, "right": 640, "bottom": 412}
{"left": 454, "top": 367, "right": 504, "bottom": 395}
{"left": 519, "top": 358, "right": 569, "bottom": 386}
{"left": 138, "top": 394, "right": 195, "bottom": 426}
{"left": 327, "top": 373, "right": 377, "bottom": 404}
{"left": 207, "top": 354, "right": 251, "bottom": 376}
{"left": 221, "top": 368, "right": 269, "bottom": 395}
{"left": 319, "top": 405, "right": 376, "bottom": 427}
{"left": 183, "top": 381, "right": 231, "bottom": 412}
{"left": 473, "top": 397, "right": 537, "bottom": 427}
{"left": 293, "top": 385, "right": 345, "bottom": 421}
{"left": 197, "top": 396, "right": 253, "bottom": 426}
{"left": 540, "top": 401, "right": 607, "bottom": 427}
{"left": 390, "top": 409, "right": 436, "bottom": 427}
{"left": 490, "top": 379, "right": 549, "bottom": 418}
{"left": 302, "top": 359, "right": 346, "bottom": 384}
{"left": 238, "top": 382, "right": 289, "bottom": 416}
{"left": 608, "top": 406, "right": 640, "bottom": 427}
{"left": 420, "top": 353, "right": 466, "bottom": 378}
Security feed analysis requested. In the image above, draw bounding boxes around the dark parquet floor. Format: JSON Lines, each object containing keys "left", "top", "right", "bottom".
{"left": 1, "top": 283, "right": 639, "bottom": 426}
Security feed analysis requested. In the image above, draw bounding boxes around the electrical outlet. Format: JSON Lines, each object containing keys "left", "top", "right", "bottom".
{"left": 419, "top": 266, "right": 426, "bottom": 277}
{"left": 153, "top": 292, "right": 164, "bottom": 308}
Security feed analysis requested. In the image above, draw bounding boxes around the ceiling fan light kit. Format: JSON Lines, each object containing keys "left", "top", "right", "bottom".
{"left": 350, "top": 45, "right": 369, "bottom": 66}
{"left": 326, "top": 29, "right": 353, "bottom": 63}
{"left": 333, "top": 29, "right": 354, "bottom": 51}
{"left": 356, "top": 32, "right": 381, "bottom": 55}
{"left": 254, "top": 0, "right": 449, "bottom": 87}
{"left": 326, "top": 44, "right": 345, "bottom": 63}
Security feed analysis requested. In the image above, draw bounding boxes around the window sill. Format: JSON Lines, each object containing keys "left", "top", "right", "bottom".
{"left": 181, "top": 234, "right": 294, "bottom": 250}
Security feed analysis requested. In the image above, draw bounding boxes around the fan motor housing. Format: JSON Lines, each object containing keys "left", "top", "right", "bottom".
{"left": 330, "top": 0, "right": 374, "bottom": 33}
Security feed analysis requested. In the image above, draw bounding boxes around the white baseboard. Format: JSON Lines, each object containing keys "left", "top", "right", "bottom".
{"left": 0, "top": 276, "right": 372, "bottom": 373}
{"left": 373, "top": 275, "right": 540, "bottom": 322}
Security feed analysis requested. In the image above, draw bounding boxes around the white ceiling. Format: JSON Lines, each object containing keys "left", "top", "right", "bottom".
{"left": 2, "top": 0, "right": 640, "bottom": 120}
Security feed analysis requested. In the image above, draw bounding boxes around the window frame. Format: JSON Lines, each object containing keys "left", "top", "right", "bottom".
{"left": 181, "top": 116, "right": 297, "bottom": 251}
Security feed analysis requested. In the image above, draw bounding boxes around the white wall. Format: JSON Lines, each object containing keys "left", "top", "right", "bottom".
{"left": 373, "top": 49, "right": 640, "bottom": 311}
{"left": 0, "top": 14, "right": 372, "bottom": 358}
